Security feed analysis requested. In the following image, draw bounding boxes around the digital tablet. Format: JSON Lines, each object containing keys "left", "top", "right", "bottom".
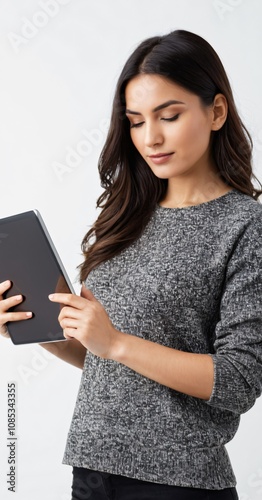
{"left": 0, "top": 210, "right": 75, "bottom": 345}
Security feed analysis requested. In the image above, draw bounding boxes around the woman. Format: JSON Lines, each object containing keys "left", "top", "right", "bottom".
{"left": 1, "top": 30, "right": 262, "bottom": 499}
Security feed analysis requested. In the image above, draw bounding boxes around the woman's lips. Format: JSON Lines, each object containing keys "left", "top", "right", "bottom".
{"left": 148, "top": 153, "right": 174, "bottom": 165}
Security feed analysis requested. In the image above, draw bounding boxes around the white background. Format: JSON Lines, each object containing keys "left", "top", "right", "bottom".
{"left": 0, "top": 1, "right": 262, "bottom": 499}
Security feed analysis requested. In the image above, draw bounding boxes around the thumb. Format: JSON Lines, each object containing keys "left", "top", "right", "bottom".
{"left": 80, "top": 285, "right": 97, "bottom": 301}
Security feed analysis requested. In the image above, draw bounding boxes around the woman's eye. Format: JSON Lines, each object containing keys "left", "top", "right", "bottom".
{"left": 161, "top": 114, "right": 180, "bottom": 122}
{"left": 129, "top": 114, "right": 180, "bottom": 128}
{"left": 130, "top": 121, "right": 144, "bottom": 129}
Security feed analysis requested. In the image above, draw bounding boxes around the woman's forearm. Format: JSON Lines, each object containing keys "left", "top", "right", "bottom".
{"left": 111, "top": 331, "right": 214, "bottom": 400}
{"left": 47, "top": 290, "right": 214, "bottom": 397}
{"left": 39, "top": 338, "right": 86, "bottom": 369}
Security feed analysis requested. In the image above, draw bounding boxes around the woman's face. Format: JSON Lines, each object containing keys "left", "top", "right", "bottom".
{"left": 125, "top": 74, "right": 217, "bottom": 181}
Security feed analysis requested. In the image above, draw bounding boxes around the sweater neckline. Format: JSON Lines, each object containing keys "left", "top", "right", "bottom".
{"left": 156, "top": 188, "right": 238, "bottom": 212}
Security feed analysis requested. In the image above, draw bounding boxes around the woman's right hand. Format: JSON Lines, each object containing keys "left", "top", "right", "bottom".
{"left": 0, "top": 280, "right": 32, "bottom": 338}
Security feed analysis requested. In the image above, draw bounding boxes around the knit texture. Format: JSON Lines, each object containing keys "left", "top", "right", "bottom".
{"left": 63, "top": 189, "right": 262, "bottom": 489}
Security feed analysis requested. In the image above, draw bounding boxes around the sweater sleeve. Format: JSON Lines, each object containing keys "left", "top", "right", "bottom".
{"left": 206, "top": 213, "right": 262, "bottom": 415}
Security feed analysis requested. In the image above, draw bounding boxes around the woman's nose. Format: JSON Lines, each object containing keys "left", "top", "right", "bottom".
{"left": 144, "top": 123, "right": 164, "bottom": 148}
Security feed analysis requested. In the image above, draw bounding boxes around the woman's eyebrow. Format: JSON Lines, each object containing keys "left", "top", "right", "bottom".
{"left": 126, "top": 99, "right": 186, "bottom": 115}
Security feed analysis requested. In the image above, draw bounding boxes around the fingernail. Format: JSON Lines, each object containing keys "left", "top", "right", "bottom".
{"left": 26, "top": 312, "right": 32, "bottom": 317}
{"left": 16, "top": 295, "right": 22, "bottom": 301}
{"left": 49, "top": 294, "right": 54, "bottom": 300}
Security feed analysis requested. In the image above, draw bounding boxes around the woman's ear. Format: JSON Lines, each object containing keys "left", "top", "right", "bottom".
{"left": 211, "top": 93, "right": 228, "bottom": 131}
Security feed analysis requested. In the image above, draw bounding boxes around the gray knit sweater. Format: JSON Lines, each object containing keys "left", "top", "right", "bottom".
{"left": 63, "top": 189, "right": 262, "bottom": 490}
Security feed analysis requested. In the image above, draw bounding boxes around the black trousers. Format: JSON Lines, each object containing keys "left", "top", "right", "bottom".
{"left": 71, "top": 466, "right": 239, "bottom": 500}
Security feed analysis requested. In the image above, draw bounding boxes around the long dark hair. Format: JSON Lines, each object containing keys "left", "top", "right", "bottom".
{"left": 79, "top": 29, "right": 262, "bottom": 281}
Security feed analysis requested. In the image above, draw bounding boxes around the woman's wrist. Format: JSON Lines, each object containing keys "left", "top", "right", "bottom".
{"left": 108, "top": 328, "right": 131, "bottom": 363}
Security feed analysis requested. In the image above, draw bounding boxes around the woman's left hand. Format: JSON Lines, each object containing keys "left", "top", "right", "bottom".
{"left": 49, "top": 286, "right": 121, "bottom": 359}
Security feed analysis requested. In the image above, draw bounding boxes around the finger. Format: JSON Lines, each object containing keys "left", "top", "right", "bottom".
{"left": 63, "top": 328, "right": 78, "bottom": 340}
{"left": 59, "top": 317, "right": 79, "bottom": 330}
{"left": 0, "top": 280, "right": 12, "bottom": 298}
{"left": 0, "top": 294, "right": 32, "bottom": 320}
{"left": 0, "top": 294, "right": 23, "bottom": 313}
{"left": 49, "top": 293, "right": 87, "bottom": 309}
{"left": 0, "top": 289, "right": 32, "bottom": 331}
{"left": 2, "top": 311, "right": 33, "bottom": 322}
{"left": 58, "top": 306, "right": 81, "bottom": 322}
{"left": 80, "top": 286, "right": 97, "bottom": 301}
